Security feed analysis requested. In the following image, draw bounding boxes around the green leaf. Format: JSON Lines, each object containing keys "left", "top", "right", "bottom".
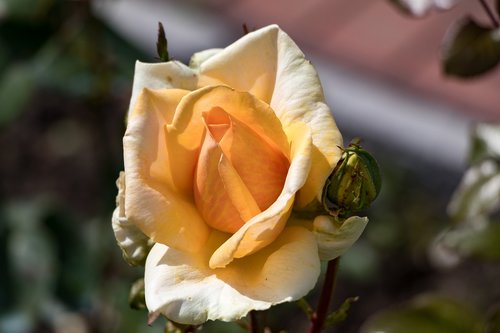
{"left": 447, "top": 159, "right": 500, "bottom": 222}
{"left": 0, "top": 63, "right": 35, "bottom": 126}
{"left": 324, "top": 296, "right": 359, "bottom": 328}
{"left": 442, "top": 17, "right": 500, "bottom": 78}
{"left": 361, "top": 295, "right": 482, "bottom": 333}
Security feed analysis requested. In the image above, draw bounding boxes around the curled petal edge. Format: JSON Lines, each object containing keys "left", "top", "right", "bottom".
{"left": 111, "top": 172, "right": 153, "bottom": 266}
{"left": 313, "top": 215, "right": 369, "bottom": 261}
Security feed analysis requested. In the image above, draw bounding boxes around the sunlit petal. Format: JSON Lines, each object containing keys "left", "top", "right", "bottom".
{"left": 129, "top": 61, "right": 198, "bottom": 117}
{"left": 271, "top": 28, "right": 343, "bottom": 208}
{"left": 124, "top": 89, "right": 210, "bottom": 252}
{"left": 145, "top": 226, "right": 320, "bottom": 325}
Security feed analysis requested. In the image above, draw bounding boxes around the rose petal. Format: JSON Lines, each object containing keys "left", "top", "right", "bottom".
{"left": 145, "top": 226, "right": 320, "bottom": 325}
{"left": 218, "top": 154, "right": 262, "bottom": 222}
{"left": 214, "top": 107, "right": 289, "bottom": 214}
{"left": 124, "top": 89, "right": 210, "bottom": 252}
{"left": 129, "top": 61, "right": 198, "bottom": 117}
{"left": 312, "top": 215, "right": 369, "bottom": 261}
{"left": 197, "top": 29, "right": 278, "bottom": 103}
{"left": 194, "top": 100, "right": 289, "bottom": 234}
{"left": 197, "top": 25, "right": 343, "bottom": 208}
{"left": 194, "top": 119, "right": 248, "bottom": 233}
{"left": 271, "top": 28, "right": 343, "bottom": 208}
{"left": 111, "top": 172, "right": 152, "bottom": 266}
{"left": 209, "top": 122, "right": 312, "bottom": 268}
{"left": 177, "top": 85, "right": 290, "bottom": 158}
{"left": 189, "top": 49, "right": 222, "bottom": 69}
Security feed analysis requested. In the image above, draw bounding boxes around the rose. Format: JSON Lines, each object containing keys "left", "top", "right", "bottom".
{"left": 112, "top": 25, "right": 368, "bottom": 325}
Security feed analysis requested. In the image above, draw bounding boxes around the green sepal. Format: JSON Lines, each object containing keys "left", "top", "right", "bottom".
{"left": 156, "top": 22, "right": 170, "bottom": 62}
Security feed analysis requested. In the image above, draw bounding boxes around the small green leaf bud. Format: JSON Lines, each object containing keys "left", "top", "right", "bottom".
{"left": 157, "top": 22, "right": 170, "bottom": 62}
{"left": 322, "top": 139, "right": 381, "bottom": 217}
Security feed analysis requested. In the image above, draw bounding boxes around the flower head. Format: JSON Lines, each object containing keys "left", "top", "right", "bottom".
{"left": 113, "top": 25, "right": 368, "bottom": 325}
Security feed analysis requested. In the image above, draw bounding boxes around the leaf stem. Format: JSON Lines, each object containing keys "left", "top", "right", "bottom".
{"left": 308, "top": 258, "right": 340, "bottom": 333}
{"left": 479, "top": 0, "right": 499, "bottom": 28}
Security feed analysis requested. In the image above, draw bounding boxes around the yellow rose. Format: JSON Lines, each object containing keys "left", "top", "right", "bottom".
{"left": 113, "top": 25, "right": 368, "bottom": 325}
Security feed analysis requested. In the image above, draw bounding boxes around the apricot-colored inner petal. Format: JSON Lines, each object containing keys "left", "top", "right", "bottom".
{"left": 205, "top": 106, "right": 230, "bottom": 142}
{"left": 178, "top": 85, "right": 290, "bottom": 159}
{"left": 218, "top": 154, "right": 261, "bottom": 222}
{"left": 163, "top": 88, "right": 216, "bottom": 196}
{"left": 209, "top": 122, "right": 313, "bottom": 268}
{"left": 194, "top": 104, "right": 289, "bottom": 234}
{"left": 217, "top": 109, "right": 289, "bottom": 212}
{"left": 194, "top": 127, "right": 245, "bottom": 233}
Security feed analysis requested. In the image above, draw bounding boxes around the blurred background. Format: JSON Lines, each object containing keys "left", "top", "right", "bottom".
{"left": 1, "top": 0, "right": 499, "bottom": 332}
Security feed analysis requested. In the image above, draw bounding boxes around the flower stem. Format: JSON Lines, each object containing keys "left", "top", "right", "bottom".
{"left": 249, "top": 310, "right": 260, "bottom": 333}
{"left": 479, "top": 0, "right": 499, "bottom": 28}
{"left": 308, "top": 258, "right": 340, "bottom": 333}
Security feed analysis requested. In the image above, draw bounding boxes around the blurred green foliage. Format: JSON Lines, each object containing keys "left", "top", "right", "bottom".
{"left": 360, "top": 123, "right": 500, "bottom": 333}
{"left": 0, "top": 1, "right": 161, "bottom": 332}
{"left": 436, "top": 123, "right": 500, "bottom": 263}
{"left": 0, "top": 0, "right": 142, "bottom": 127}
{"left": 361, "top": 295, "right": 483, "bottom": 333}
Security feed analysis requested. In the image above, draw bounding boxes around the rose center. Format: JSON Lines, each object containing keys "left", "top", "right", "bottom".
{"left": 193, "top": 106, "right": 289, "bottom": 233}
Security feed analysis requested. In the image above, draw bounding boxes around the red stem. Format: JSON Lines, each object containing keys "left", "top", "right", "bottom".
{"left": 249, "top": 310, "right": 260, "bottom": 333}
{"left": 308, "top": 258, "right": 340, "bottom": 333}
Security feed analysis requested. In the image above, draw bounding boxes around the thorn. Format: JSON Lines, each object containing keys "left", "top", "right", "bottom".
{"left": 242, "top": 23, "right": 250, "bottom": 35}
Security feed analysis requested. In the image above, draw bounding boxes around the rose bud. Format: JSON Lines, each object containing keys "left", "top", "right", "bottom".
{"left": 322, "top": 140, "right": 381, "bottom": 217}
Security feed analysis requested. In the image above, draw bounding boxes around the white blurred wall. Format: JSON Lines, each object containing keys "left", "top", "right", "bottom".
{"left": 93, "top": 0, "right": 472, "bottom": 171}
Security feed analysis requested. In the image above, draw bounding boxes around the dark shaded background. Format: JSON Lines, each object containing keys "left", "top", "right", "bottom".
{"left": 1, "top": 1, "right": 499, "bottom": 333}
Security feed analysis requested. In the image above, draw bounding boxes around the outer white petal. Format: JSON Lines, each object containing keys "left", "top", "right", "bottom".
{"left": 145, "top": 226, "right": 320, "bottom": 325}
{"left": 111, "top": 172, "right": 152, "bottom": 266}
{"left": 271, "top": 27, "right": 343, "bottom": 207}
{"left": 313, "top": 215, "right": 369, "bottom": 261}
{"left": 189, "top": 49, "right": 222, "bottom": 69}
{"left": 129, "top": 61, "right": 198, "bottom": 116}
